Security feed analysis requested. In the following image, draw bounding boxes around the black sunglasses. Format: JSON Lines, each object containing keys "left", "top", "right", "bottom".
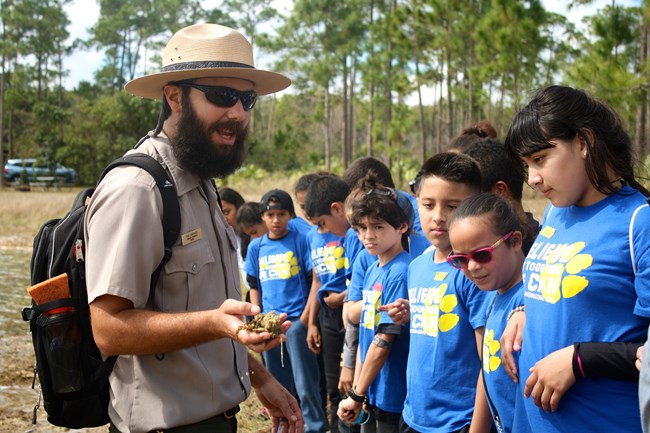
{"left": 174, "top": 82, "right": 257, "bottom": 111}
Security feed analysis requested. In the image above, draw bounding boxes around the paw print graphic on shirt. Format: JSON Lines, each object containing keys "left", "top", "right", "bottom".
{"left": 538, "top": 241, "right": 593, "bottom": 304}
{"left": 421, "top": 283, "right": 460, "bottom": 337}
{"left": 323, "top": 245, "right": 346, "bottom": 273}
{"left": 482, "top": 329, "right": 501, "bottom": 373}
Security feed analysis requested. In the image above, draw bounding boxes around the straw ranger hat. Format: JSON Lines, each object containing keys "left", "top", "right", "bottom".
{"left": 124, "top": 23, "right": 291, "bottom": 100}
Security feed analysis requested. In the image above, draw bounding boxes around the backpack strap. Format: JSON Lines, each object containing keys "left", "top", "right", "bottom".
{"left": 101, "top": 154, "right": 181, "bottom": 304}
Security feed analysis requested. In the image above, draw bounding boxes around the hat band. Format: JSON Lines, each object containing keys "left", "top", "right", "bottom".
{"left": 162, "top": 60, "right": 255, "bottom": 73}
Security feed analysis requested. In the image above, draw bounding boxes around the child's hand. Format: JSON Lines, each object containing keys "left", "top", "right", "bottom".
{"left": 524, "top": 345, "right": 576, "bottom": 412}
{"left": 338, "top": 366, "right": 354, "bottom": 395}
{"left": 500, "top": 310, "right": 526, "bottom": 382}
{"left": 637, "top": 345, "right": 644, "bottom": 371}
{"left": 377, "top": 298, "right": 410, "bottom": 325}
{"left": 306, "top": 324, "right": 321, "bottom": 355}
{"left": 337, "top": 397, "right": 362, "bottom": 424}
{"left": 324, "top": 291, "right": 346, "bottom": 309}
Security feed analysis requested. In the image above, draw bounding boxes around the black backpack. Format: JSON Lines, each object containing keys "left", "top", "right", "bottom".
{"left": 21, "top": 153, "right": 180, "bottom": 428}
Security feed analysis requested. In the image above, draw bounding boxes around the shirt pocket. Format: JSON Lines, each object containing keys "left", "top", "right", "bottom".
{"left": 161, "top": 240, "right": 216, "bottom": 311}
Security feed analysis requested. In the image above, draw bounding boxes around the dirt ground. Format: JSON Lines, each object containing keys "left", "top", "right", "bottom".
{"left": 0, "top": 333, "right": 272, "bottom": 433}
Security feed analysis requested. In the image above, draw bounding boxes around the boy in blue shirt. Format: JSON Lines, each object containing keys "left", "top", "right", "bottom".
{"left": 337, "top": 175, "right": 412, "bottom": 432}
{"left": 245, "top": 189, "right": 327, "bottom": 433}
{"left": 306, "top": 178, "right": 365, "bottom": 382}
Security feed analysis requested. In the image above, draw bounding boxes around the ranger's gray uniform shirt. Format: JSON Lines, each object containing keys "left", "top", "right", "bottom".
{"left": 85, "top": 133, "right": 250, "bottom": 433}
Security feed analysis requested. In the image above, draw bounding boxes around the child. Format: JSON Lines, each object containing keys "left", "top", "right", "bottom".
{"left": 464, "top": 139, "right": 540, "bottom": 254}
{"left": 448, "top": 193, "right": 526, "bottom": 433}
{"left": 218, "top": 187, "right": 249, "bottom": 289}
{"left": 237, "top": 201, "right": 268, "bottom": 240}
{"left": 381, "top": 152, "right": 493, "bottom": 433}
{"left": 501, "top": 85, "right": 650, "bottom": 433}
{"left": 297, "top": 172, "right": 348, "bottom": 433}
{"left": 245, "top": 189, "right": 327, "bottom": 433}
{"left": 305, "top": 176, "right": 366, "bottom": 406}
{"left": 343, "top": 156, "right": 423, "bottom": 236}
{"left": 337, "top": 175, "right": 412, "bottom": 431}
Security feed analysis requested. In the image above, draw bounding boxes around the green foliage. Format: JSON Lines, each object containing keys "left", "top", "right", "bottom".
{"left": 1, "top": 0, "right": 650, "bottom": 189}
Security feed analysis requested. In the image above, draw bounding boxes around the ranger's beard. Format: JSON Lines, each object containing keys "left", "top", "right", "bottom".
{"left": 171, "top": 100, "right": 248, "bottom": 179}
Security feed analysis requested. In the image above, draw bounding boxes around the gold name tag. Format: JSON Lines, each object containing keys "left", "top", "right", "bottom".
{"left": 181, "top": 228, "right": 202, "bottom": 245}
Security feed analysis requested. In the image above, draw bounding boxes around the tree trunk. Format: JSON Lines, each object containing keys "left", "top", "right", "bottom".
{"left": 446, "top": 48, "right": 453, "bottom": 140}
{"left": 636, "top": 26, "right": 647, "bottom": 157}
{"left": 325, "top": 88, "right": 332, "bottom": 172}
{"left": 343, "top": 54, "right": 350, "bottom": 169}
{"left": 265, "top": 95, "right": 275, "bottom": 143}
{"left": 367, "top": 0, "right": 375, "bottom": 157}
{"left": 349, "top": 57, "right": 356, "bottom": 161}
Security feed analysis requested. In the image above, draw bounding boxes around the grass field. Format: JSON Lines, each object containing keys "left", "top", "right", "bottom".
{"left": 0, "top": 183, "right": 547, "bottom": 248}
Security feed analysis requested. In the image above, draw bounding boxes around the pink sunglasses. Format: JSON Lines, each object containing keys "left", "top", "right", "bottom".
{"left": 447, "top": 231, "right": 514, "bottom": 269}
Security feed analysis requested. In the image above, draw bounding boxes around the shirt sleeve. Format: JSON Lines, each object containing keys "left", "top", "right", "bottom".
{"left": 85, "top": 167, "right": 163, "bottom": 307}
{"left": 633, "top": 205, "right": 650, "bottom": 317}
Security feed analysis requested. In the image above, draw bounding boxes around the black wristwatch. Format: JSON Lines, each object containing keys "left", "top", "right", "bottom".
{"left": 348, "top": 387, "right": 366, "bottom": 403}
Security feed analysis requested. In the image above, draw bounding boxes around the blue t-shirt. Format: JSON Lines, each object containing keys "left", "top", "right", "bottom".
{"left": 245, "top": 229, "right": 313, "bottom": 318}
{"left": 409, "top": 232, "right": 431, "bottom": 258}
{"left": 343, "top": 227, "right": 365, "bottom": 283}
{"left": 306, "top": 226, "right": 347, "bottom": 303}
{"left": 403, "top": 250, "right": 491, "bottom": 432}
{"left": 289, "top": 216, "right": 312, "bottom": 234}
{"left": 348, "top": 249, "right": 376, "bottom": 303}
{"left": 358, "top": 250, "right": 411, "bottom": 413}
{"left": 516, "top": 186, "right": 650, "bottom": 433}
{"left": 348, "top": 234, "right": 431, "bottom": 302}
{"left": 483, "top": 282, "right": 524, "bottom": 433}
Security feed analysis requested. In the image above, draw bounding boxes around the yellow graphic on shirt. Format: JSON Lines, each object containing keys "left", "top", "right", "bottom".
{"left": 323, "top": 245, "right": 346, "bottom": 273}
{"left": 361, "top": 282, "right": 382, "bottom": 330}
{"left": 483, "top": 329, "right": 502, "bottom": 373}
{"left": 421, "top": 283, "right": 460, "bottom": 337}
{"left": 537, "top": 241, "right": 592, "bottom": 304}
{"left": 259, "top": 251, "right": 301, "bottom": 281}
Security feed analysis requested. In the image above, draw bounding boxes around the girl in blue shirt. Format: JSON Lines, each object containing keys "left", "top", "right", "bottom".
{"left": 448, "top": 193, "right": 527, "bottom": 433}
{"left": 502, "top": 85, "right": 650, "bottom": 433}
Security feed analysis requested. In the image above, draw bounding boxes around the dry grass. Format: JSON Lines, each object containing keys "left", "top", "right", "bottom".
{"left": 0, "top": 189, "right": 82, "bottom": 248}
{"left": 0, "top": 182, "right": 548, "bottom": 249}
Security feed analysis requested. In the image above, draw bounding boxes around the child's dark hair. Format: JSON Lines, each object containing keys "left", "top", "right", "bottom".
{"left": 295, "top": 171, "right": 336, "bottom": 195}
{"left": 505, "top": 85, "right": 649, "bottom": 197}
{"left": 465, "top": 138, "right": 525, "bottom": 201}
{"left": 236, "top": 202, "right": 263, "bottom": 259}
{"left": 306, "top": 176, "right": 350, "bottom": 218}
{"left": 218, "top": 187, "right": 245, "bottom": 209}
{"left": 413, "top": 152, "right": 482, "bottom": 195}
{"left": 449, "top": 192, "right": 523, "bottom": 247}
{"left": 447, "top": 120, "right": 498, "bottom": 153}
{"left": 343, "top": 157, "right": 395, "bottom": 189}
{"left": 346, "top": 173, "right": 409, "bottom": 251}
{"left": 236, "top": 202, "right": 262, "bottom": 228}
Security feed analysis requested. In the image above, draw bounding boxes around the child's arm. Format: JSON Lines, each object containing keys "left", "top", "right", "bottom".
{"left": 470, "top": 327, "right": 493, "bottom": 433}
{"left": 338, "top": 318, "right": 359, "bottom": 395}
{"left": 246, "top": 275, "right": 261, "bottom": 309}
{"left": 338, "top": 332, "right": 395, "bottom": 424}
{"left": 500, "top": 308, "right": 526, "bottom": 382}
{"left": 306, "top": 270, "right": 322, "bottom": 354}
{"left": 347, "top": 300, "right": 363, "bottom": 324}
{"left": 353, "top": 331, "right": 395, "bottom": 394}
